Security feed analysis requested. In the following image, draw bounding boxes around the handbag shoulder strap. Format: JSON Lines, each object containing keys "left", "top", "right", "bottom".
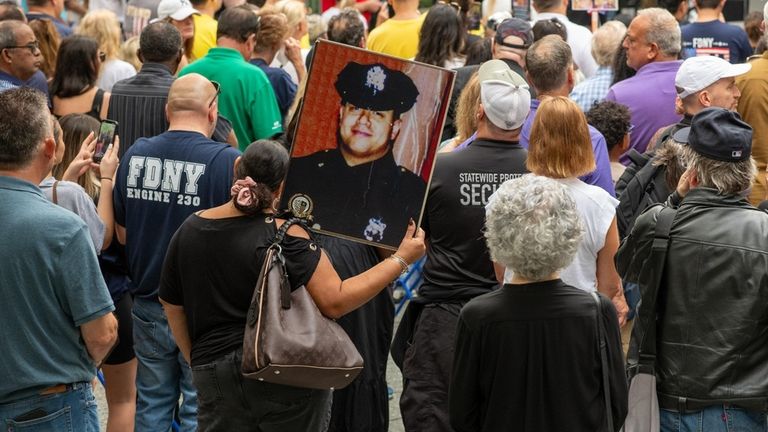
{"left": 636, "top": 205, "right": 677, "bottom": 367}
{"left": 51, "top": 180, "right": 59, "bottom": 205}
{"left": 591, "top": 291, "right": 614, "bottom": 432}
{"left": 269, "top": 217, "right": 310, "bottom": 309}
{"left": 272, "top": 217, "right": 305, "bottom": 246}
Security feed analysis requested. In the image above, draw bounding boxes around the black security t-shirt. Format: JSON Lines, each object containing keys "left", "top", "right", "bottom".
{"left": 419, "top": 139, "right": 528, "bottom": 303}
{"left": 159, "top": 214, "right": 321, "bottom": 366}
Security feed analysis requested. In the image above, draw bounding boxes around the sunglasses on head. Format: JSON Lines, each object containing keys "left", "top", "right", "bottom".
{"left": 208, "top": 81, "right": 221, "bottom": 108}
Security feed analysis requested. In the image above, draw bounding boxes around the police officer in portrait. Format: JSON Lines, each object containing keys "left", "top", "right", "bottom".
{"left": 283, "top": 61, "right": 426, "bottom": 247}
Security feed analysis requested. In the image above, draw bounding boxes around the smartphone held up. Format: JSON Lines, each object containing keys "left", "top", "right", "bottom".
{"left": 93, "top": 120, "right": 118, "bottom": 164}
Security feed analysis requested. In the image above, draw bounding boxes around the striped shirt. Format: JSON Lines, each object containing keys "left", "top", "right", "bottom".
{"left": 108, "top": 63, "right": 233, "bottom": 157}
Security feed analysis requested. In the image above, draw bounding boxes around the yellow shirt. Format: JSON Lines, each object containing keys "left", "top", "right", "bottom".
{"left": 191, "top": 14, "right": 218, "bottom": 61}
{"left": 366, "top": 14, "right": 425, "bottom": 59}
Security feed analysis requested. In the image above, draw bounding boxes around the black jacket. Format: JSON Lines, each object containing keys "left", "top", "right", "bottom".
{"left": 617, "top": 188, "right": 768, "bottom": 409}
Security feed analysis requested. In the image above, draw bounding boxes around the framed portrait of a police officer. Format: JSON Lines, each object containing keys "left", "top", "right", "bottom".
{"left": 280, "top": 40, "right": 455, "bottom": 249}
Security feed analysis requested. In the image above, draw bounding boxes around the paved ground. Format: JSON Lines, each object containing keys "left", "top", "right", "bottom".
{"left": 96, "top": 312, "right": 409, "bottom": 432}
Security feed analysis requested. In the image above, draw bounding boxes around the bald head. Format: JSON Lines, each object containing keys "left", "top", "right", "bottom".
{"left": 168, "top": 73, "right": 218, "bottom": 114}
{"left": 167, "top": 73, "right": 219, "bottom": 136}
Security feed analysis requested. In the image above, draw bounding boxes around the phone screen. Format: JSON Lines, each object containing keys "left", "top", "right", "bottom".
{"left": 94, "top": 120, "right": 117, "bottom": 164}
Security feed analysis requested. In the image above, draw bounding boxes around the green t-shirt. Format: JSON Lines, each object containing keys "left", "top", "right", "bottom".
{"left": 180, "top": 47, "right": 283, "bottom": 150}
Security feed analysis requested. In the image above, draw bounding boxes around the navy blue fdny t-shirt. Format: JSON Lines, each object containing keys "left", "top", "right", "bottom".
{"left": 681, "top": 20, "right": 753, "bottom": 64}
{"left": 114, "top": 130, "right": 241, "bottom": 298}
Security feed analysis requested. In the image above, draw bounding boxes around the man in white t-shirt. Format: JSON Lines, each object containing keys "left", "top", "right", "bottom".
{"left": 531, "top": 0, "right": 598, "bottom": 78}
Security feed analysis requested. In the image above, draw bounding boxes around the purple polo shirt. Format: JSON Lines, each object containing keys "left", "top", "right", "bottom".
{"left": 605, "top": 60, "right": 682, "bottom": 165}
{"left": 520, "top": 99, "right": 615, "bottom": 196}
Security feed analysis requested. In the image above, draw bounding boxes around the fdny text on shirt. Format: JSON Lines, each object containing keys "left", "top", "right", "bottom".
{"left": 125, "top": 156, "right": 206, "bottom": 206}
{"left": 459, "top": 172, "right": 522, "bottom": 206}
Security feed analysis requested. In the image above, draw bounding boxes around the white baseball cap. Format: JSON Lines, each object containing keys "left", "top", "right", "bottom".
{"left": 675, "top": 56, "right": 751, "bottom": 99}
{"left": 153, "top": 0, "right": 199, "bottom": 22}
{"left": 478, "top": 59, "right": 531, "bottom": 131}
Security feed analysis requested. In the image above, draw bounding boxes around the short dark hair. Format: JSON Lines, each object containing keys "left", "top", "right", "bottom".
{"left": 525, "top": 35, "right": 572, "bottom": 93}
{"left": 327, "top": 9, "right": 364, "bottom": 47}
{"left": 0, "top": 3, "right": 25, "bottom": 22}
{"left": 217, "top": 5, "right": 260, "bottom": 42}
{"left": 695, "top": 0, "right": 721, "bottom": 9}
{"left": 586, "top": 100, "right": 631, "bottom": 151}
{"left": 657, "top": 0, "right": 685, "bottom": 15}
{"left": 140, "top": 22, "right": 182, "bottom": 63}
{"left": 464, "top": 37, "right": 492, "bottom": 66}
{"left": 50, "top": 35, "right": 100, "bottom": 98}
{"left": 532, "top": 17, "right": 567, "bottom": 42}
{"left": 0, "top": 87, "right": 50, "bottom": 169}
{"left": 532, "top": 0, "right": 561, "bottom": 12}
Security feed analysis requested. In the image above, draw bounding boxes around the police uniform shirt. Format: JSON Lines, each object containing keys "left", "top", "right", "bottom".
{"left": 419, "top": 138, "right": 529, "bottom": 303}
{"left": 283, "top": 147, "right": 426, "bottom": 247}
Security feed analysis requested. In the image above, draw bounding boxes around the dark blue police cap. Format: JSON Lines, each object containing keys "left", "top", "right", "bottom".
{"left": 673, "top": 108, "right": 752, "bottom": 162}
{"left": 334, "top": 62, "right": 419, "bottom": 117}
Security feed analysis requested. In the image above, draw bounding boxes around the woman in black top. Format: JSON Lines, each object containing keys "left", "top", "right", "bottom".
{"left": 159, "top": 140, "right": 425, "bottom": 432}
{"left": 449, "top": 174, "right": 628, "bottom": 432}
{"left": 50, "top": 35, "right": 110, "bottom": 121}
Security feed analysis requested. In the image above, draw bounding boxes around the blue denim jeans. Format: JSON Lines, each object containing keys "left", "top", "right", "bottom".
{"left": 661, "top": 405, "right": 768, "bottom": 432}
{"left": 192, "top": 349, "right": 332, "bottom": 432}
{"left": 0, "top": 382, "right": 98, "bottom": 432}
{"left": 132, "top": 297, "right": 197, "bottom": 432}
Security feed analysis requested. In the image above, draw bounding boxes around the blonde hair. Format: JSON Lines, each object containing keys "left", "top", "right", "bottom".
{"left": 455, "top": 72, "right": 480, "bottom": 143}
{"left": 254, "top": 9, "right": 290, "bottom": 52}
{"left": 77, "top": 10, "right": 123, "bottom": 59}
{"left": 276, "top": 0, "right": 307, "bottom": 37}
{"left": 527, "top": 96, "right": 595, "bottom": 178}
{"left": 120, "top": 36, "right": 142, "bottom": 72}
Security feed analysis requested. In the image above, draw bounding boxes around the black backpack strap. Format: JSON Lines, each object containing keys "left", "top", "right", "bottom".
{"left": 635, "top": 206, "right": 677, "bottom": 371}
{"left": 591, "top": 291, "right": 614, "bottom": 432}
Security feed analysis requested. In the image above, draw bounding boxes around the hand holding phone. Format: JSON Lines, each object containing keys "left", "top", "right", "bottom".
{"left": 94, "top": 120, "right": 118, "bottom": 164}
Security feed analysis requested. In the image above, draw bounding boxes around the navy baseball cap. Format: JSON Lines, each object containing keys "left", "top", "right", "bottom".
{"left": 494, "top": 18, "right": 533, "bottom": 49}
{"left": 334, "top": 62, "right": 419, "bottom": 117}
{"left": 673, "top": 108, "right": 752, "bottom": 162}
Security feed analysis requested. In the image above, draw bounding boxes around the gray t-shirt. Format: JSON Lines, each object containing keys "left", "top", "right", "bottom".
{"left": 39, "top": 177, "right": 105, "bottom": 251}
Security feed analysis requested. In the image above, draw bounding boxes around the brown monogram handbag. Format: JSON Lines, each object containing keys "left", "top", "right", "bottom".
{"left": 241, "top": 218, "right": 364, "bottom": 390}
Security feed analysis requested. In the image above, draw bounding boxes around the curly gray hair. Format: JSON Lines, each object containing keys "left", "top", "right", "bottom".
{"left": 485, "top": 174, "right": 584, "bottom": 282}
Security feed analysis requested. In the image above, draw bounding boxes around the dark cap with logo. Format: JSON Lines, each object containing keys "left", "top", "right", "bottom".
{"left": 334, "top": 62, "right": 419, "bottom": 117}
{"left": 672, "top": 108, "right": 752, "bottom": 162}
{"left": 494, "top": 18, "right": 534, "bottom": 49}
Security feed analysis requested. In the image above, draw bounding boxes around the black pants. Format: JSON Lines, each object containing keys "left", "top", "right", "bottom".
{"left": 191, "top": 349, "right": 332, "bottom": 432}
{"left": 399, "top": 303, "right": 465, "bottom": 432}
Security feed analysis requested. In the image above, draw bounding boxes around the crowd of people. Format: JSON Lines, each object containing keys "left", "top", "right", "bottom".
{"left": 1, "top": 0, "right": 768, "bottom": 431}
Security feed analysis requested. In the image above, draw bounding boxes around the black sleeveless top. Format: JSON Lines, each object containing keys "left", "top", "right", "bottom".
{"left": 53, "top": 88, "right": 104, "bottom": 120}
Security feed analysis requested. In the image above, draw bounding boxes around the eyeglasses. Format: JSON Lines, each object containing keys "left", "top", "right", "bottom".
{"left": 208, "top": 81, "right": 221, "bottom": 108}
{"left": 437, "top": 1, "right": 462, "bottom": 14}
{"left": 4, "top": 40, "right": 39, "bottom": 54}
{"left": 98, "top": 52, "right": 106, "bottom": 62}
